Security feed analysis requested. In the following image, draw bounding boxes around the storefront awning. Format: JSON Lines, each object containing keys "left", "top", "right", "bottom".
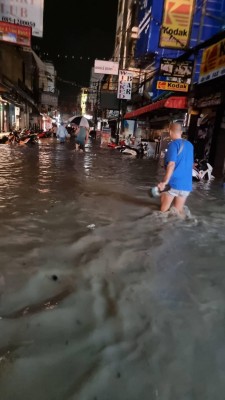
{"left": 124, "top": 96, "right": 188, "bottom": 119}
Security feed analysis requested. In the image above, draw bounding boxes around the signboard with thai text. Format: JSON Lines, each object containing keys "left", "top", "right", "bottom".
{"left": 199, "top": 38, "right": 225, "bottom": 84}
{"left": 159, "top": 0, "right": 195, "bottom": 49}
{"left": 0, "top": 21, "right": 31, "bottom": 47}
{"left": 117, "top": 70, "right": 133, "bottom": 100}
{"left": 94, "top": 60, "right": 119, "bottom": 76}
{"left": 157, "top": 80, "right": 189, "bottom": 92}
{"left": 195, "top": 93, "right": 222, "bottom": 108}
{"left": 0, "top": 0, "right": 44, "bottom": 37}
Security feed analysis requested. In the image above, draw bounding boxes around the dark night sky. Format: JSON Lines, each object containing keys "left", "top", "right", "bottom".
{"left": 34, "top": 0, "right": 118, "bottom": 100}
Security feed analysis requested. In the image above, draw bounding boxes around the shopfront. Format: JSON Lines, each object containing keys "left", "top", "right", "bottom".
{"left": 188, "top": 37, "right": 225, "bottom": 178}
{"left": 124, "top": 95, "right": 188, "bottom": 155}
{"left": 0, "top": 98, "right": 9, "bottom": 132}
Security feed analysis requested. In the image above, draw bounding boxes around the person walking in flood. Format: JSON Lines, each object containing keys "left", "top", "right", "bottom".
{"left": 158, "top": 123, "right": 194, "bottom": 215}
{"left": 75, "top": 124, "right": 89, "bottom": 152}
{"left": 57, "top": 122, "right": 69, "bottom": 143}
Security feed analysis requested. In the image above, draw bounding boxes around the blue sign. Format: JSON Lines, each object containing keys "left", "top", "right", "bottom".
{"left": 136, "top": 0, "right": 153, "bottom": 58}
{"left": 136, "top": 0, "right": 225, "bottom": 99}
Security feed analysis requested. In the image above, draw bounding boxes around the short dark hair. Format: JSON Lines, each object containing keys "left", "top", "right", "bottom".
{"left": 170, "top": 122, "right": 182, "bottom": 132}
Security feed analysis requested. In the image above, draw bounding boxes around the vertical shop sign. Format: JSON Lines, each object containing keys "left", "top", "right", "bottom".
{"left": 159, "top": 0, "right": 195, "bottom": 49}
{"left": 0, "top": 0, "right": 44, "bottom": 37}
{"left": 117, "top": 70, "right": 133, "bottom": 100}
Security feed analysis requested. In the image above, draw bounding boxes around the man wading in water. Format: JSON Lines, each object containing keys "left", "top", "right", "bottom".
{"left": 158, "top": 123, "right": 194, "bottom": 215}
{"left": 75, "top": 125, "right": 89, "bottom": 152}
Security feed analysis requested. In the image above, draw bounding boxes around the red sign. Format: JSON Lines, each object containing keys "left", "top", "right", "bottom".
{"left": 157, "top": 81, "right": 167, "bottom": 90}
{"left": 0, "top": 21, "right": 31, "bottom": 47}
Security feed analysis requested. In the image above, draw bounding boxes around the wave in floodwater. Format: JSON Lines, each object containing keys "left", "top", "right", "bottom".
{"left": 0, "top": 142, "right": 225, "bottom": 400}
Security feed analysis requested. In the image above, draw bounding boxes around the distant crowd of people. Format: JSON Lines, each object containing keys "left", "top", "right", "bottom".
{"left": 56, "top": 122, "right": 91, "bottom": 152}
{"left": 0, "top": 122, "right": 97, "bottom": 152}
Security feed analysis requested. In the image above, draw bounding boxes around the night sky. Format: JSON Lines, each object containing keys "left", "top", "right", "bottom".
{"left": 34, "top": 0, "right": 118, "bottom": 101}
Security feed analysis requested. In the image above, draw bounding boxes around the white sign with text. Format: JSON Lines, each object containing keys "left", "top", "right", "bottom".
{"left": 0, "top": 0, "right": 44, "bottom": 37}
{"left": 117, "top": 70, "right": 133, "bottom": 100}
{"left": 94, "top": 60, "right": 119, "bottom": 75}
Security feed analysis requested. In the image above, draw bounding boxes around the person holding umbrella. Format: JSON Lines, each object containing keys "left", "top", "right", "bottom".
{"left": 75, "top": 117, "right": 90, "bottom": 152}
{"left": 57, "top": 122, "right": 69, "bottom": 143}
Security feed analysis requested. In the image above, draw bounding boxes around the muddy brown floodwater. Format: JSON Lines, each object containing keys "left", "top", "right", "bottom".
{"left": 0, "top": 140, "right": 225, "bottom": 400}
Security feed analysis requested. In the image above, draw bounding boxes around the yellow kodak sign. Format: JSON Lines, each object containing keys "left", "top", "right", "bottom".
{"left": 157, "top": 81, "right": 189, "bottom": 92}
{"left": 199, "top": 38, "right": 225, "bottom": 83}
{"left": 160, "top": 0, "right": 195, "bottom": 49}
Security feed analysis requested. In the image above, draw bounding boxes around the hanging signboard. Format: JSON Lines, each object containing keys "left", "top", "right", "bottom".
{"left": 199, "top": 38, "right": 225, "bottom": 84}
{"left": 0, "top": 0, "right": 44, "bottom": 37}
{"left": 94, "top": 60, "right": 119, "bottom": 75}
{"left": 157, "top": 80, "right": 189, "bottom": 92}
{"left": 0, "top": 21, "right": 31, "bottom": 47}
{"left": 159, "top": 0, "right": 195, "bottom": 49}
{"left": 117, "top": 70, "right": 133, "bottom": 100}
{"left": 160, "top": 58, "right": 193, "bottom": 78}
{"left": 195, "top": 93, "right": 222, "bottom": 108}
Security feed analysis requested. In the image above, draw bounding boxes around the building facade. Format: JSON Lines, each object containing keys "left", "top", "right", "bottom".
{"left": 188, "top": 32, "right": 225, "bottom": 178}
{"left": 0, "top": 43, "right": 37, "bottom": 132}
{"left": 0, "top": 41, "right": 59, "bottom": 133}
{"left": 123, "top": 0, "right": 225, "bottom": 148}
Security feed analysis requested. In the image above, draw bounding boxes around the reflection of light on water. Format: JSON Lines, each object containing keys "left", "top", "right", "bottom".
{"left": 38, "top": 149, "right": 54, "bottom": 192}
{"left": 83, "top": 153, "right": 93, "bottom": 177}
{"left": 0, "top": 177, "right": 6, "bottom": 184}
{"left": 38, "top": 189, "right": 50, "bottom": 193}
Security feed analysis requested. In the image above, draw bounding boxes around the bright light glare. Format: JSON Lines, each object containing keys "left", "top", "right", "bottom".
{"left": 83, "top": 114, "right": 93, "bottom": 120}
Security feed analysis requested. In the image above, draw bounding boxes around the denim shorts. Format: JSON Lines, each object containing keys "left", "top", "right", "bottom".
{"left": 168, "top": 188, "right": 190, "bottom": 197}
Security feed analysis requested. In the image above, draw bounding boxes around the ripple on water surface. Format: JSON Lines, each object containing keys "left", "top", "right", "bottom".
{"left": 0, "top": 143, "right": 225, "bottom": 400}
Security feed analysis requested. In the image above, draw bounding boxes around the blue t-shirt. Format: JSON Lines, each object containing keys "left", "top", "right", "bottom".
{"left": 165, "top": 139, "right": 194, "bottom": 191}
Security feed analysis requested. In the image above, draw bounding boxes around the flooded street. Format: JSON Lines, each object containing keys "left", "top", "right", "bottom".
{"left": 0, "top": 141, "right": 225, "bottom": 400}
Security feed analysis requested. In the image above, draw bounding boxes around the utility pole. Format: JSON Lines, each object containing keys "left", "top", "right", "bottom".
{"left": 116, "top": 99, "right": 122, "bottom": 144}
{"left": 94, "top": 80, "right": 100, "bottom": 130}
{"left": 116, "top": 0, "right": 126, "bottom": 144}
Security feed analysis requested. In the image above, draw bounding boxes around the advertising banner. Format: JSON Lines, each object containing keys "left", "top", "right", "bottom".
{"left": 199, "top": 38, "right": 225, "bottom": 84}
{"left": 94, "top": 60, "right": 119, "bottom": 75}
{"left": 157, "top": 80, "right": 189, "bottom": 92}
{"left": 117, "top": 70, "right": 133, "bottom": 100}
{"left": 159, "top": 0, "right": 195, "bottom": 49}
{"left": 0, "top": 21, "right": 31, "bottom": 47}
{"left": 160, "top": 58, "right": 193, "bottom": 78}
{"left": 0, "top": 0, "right": 44, "bottom": 37}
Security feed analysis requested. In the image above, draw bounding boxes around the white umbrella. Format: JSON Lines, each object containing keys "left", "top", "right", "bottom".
{"left": 68, "top": 116, "right": 94, "bottom": 127}
{"left": 79, "top": 116, "right": 89, "bottom": 128}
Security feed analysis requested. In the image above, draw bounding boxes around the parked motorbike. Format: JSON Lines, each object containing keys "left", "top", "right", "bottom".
{"left": 0, "top": 135, "right": 9, "bottom": 144}
{"left": 192, "top": 159, "right": 214, "bottom": 181}
{"left": 37, "top": 130, "right": 52, "bottom": 139}
{"left": 8, "top": 130, "right": 37, "bottom": 145}
{"left": 118, "top": 142, "right": 148, "bottom": 157}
